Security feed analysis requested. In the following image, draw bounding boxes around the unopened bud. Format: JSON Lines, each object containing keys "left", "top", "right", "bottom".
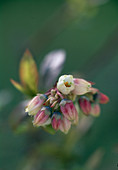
{"left": 25, "top": 94, "right": 46, "bottom": 116}
{"left": 99, "top": 93, "right": 109, "bottom": 104}
{"left": 51, "top": 112, "right": 62, "bottom": 130}
{"left": 90, "top": 104, "right": 100, "bottom": 117}
{"left": 59, "top": 117, "right": 71, "bottom": 134}
{"left": 79, "top": 97, "right": 91, "bottom": 116}
{"left": 33, "top": 106, "right": 51, "bottom": 126}
{"left": 60, "top": 100, "right": 78, "bottom": 124}
{"left": 73, "top": 78, "right": 91, "bottom": 95}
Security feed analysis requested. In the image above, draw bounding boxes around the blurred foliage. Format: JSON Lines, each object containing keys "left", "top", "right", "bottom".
{"left": 0, "top": 89, "right": 13, "bottom": 111}
{"left": 39, "top": 49, "right": 66, "bottom": 89}
{"left": 0, "top": 0, "right": 118, "bottom": 170}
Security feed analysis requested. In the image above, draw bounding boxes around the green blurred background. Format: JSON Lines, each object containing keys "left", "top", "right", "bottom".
{"left": 0, "top": 0, "right": 118, "bottom": 169}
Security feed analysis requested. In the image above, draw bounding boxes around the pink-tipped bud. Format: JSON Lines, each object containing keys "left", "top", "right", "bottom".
{"left": 52, "top": 112, "right": 62, "bottom": 130}
{"left": 59, "top": 116, "right": 71, "bottom": 134}
{"left": 79, "top": 97, "right": 91, "bottom": 116}
{"left": 60, "top": 100, "right": 78, "bottom": 124}
{"left": 90, "top": 104, "right": 100, "bottom": 117}
{"left": 99, "top": 93, "right": 109, "bottom": 104}
{"left": 89, "top": 87, "right": 99, "bottom": 94}
{"left": 33, "top": 107, "right": 51, "bottom": 127}
{"left": 73, "top": 78, "right": 91, "bottom": 95}
{"left": 25, "top": 94, "right": 47, "bottom": 116}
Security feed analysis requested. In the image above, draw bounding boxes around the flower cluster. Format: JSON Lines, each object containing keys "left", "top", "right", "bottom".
{"left": 26, "top": 75, "right": 109, "bottom": 134}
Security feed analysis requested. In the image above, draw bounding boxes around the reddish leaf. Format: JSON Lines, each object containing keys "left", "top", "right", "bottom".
{"left": 10, "top": 79, "right": 26, "bottom": 93}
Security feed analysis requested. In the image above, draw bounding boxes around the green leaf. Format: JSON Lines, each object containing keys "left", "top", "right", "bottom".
{"left": 19, "top": 49, "right": 39, "bottom": 94}
{"left": 10, "top": 79, "right": 26, "bottom": 93}
{"left": 43, "top": 125, "right": 56, "bottom": 135}
{"left": 14, "top": 123, "right": 30, "bottom": 134}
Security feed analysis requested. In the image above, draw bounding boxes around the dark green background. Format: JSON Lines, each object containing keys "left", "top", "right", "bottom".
{"left": 0, "top": 0, "right": 118, "bottom": 169}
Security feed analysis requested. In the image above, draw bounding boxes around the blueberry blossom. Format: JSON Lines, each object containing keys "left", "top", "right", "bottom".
{"left": 99, "top": 92, "right": 109, "bottom": 104}
{"left": 51, "top": 112, "right": 62, "bottom": 130}
{"left": 57, "top": 75, "right": 75, "bottom": 95}
{"left": 79, "top": 97, "right": 91, "bottom": 116}
{"left": 58, "top": 116, "right": 71, "bottom": 134}
{"left": 25, "top": 94, "right": 47, "bottom": 115}
{"left": 90, "top": 104, "right": 100, "bottom": 117}
{"left": 60, "top": 99, "right": 78, "bottom": 124}
{"left": 33, "top": 107, "right": 51, "bottom": 127}
{"left": 73, "top": 78, "right": 91, "bottom": 95}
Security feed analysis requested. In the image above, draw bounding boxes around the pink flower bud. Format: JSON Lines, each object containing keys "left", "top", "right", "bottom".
{"left": 79, "top": 97, "right": 91, "bottom": 116}
{"left": 51, "top": 112, "right": 62, "bottom": 130}
{"left": 99, "top": 93, "right": 109, "bottom": 104}
{"left": 60, "top": 100, "right": 78, "bottom": 124}
{"left": 33, "top": 107, "right": 51, "bottom": 126}
{"left": 59, "top": 116, "right": 71, "bottom": 134}
{"left": 89, "top": 87, "right": 99, "bottom": 94}
{"left": 25, "top": 94, "right": 47, "bottom": 115}
{"left": 73, "top": 78, "right": 91, "bottom": 95}
{"left": 90, "top": 104, "right": 100, "bottom": 117}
